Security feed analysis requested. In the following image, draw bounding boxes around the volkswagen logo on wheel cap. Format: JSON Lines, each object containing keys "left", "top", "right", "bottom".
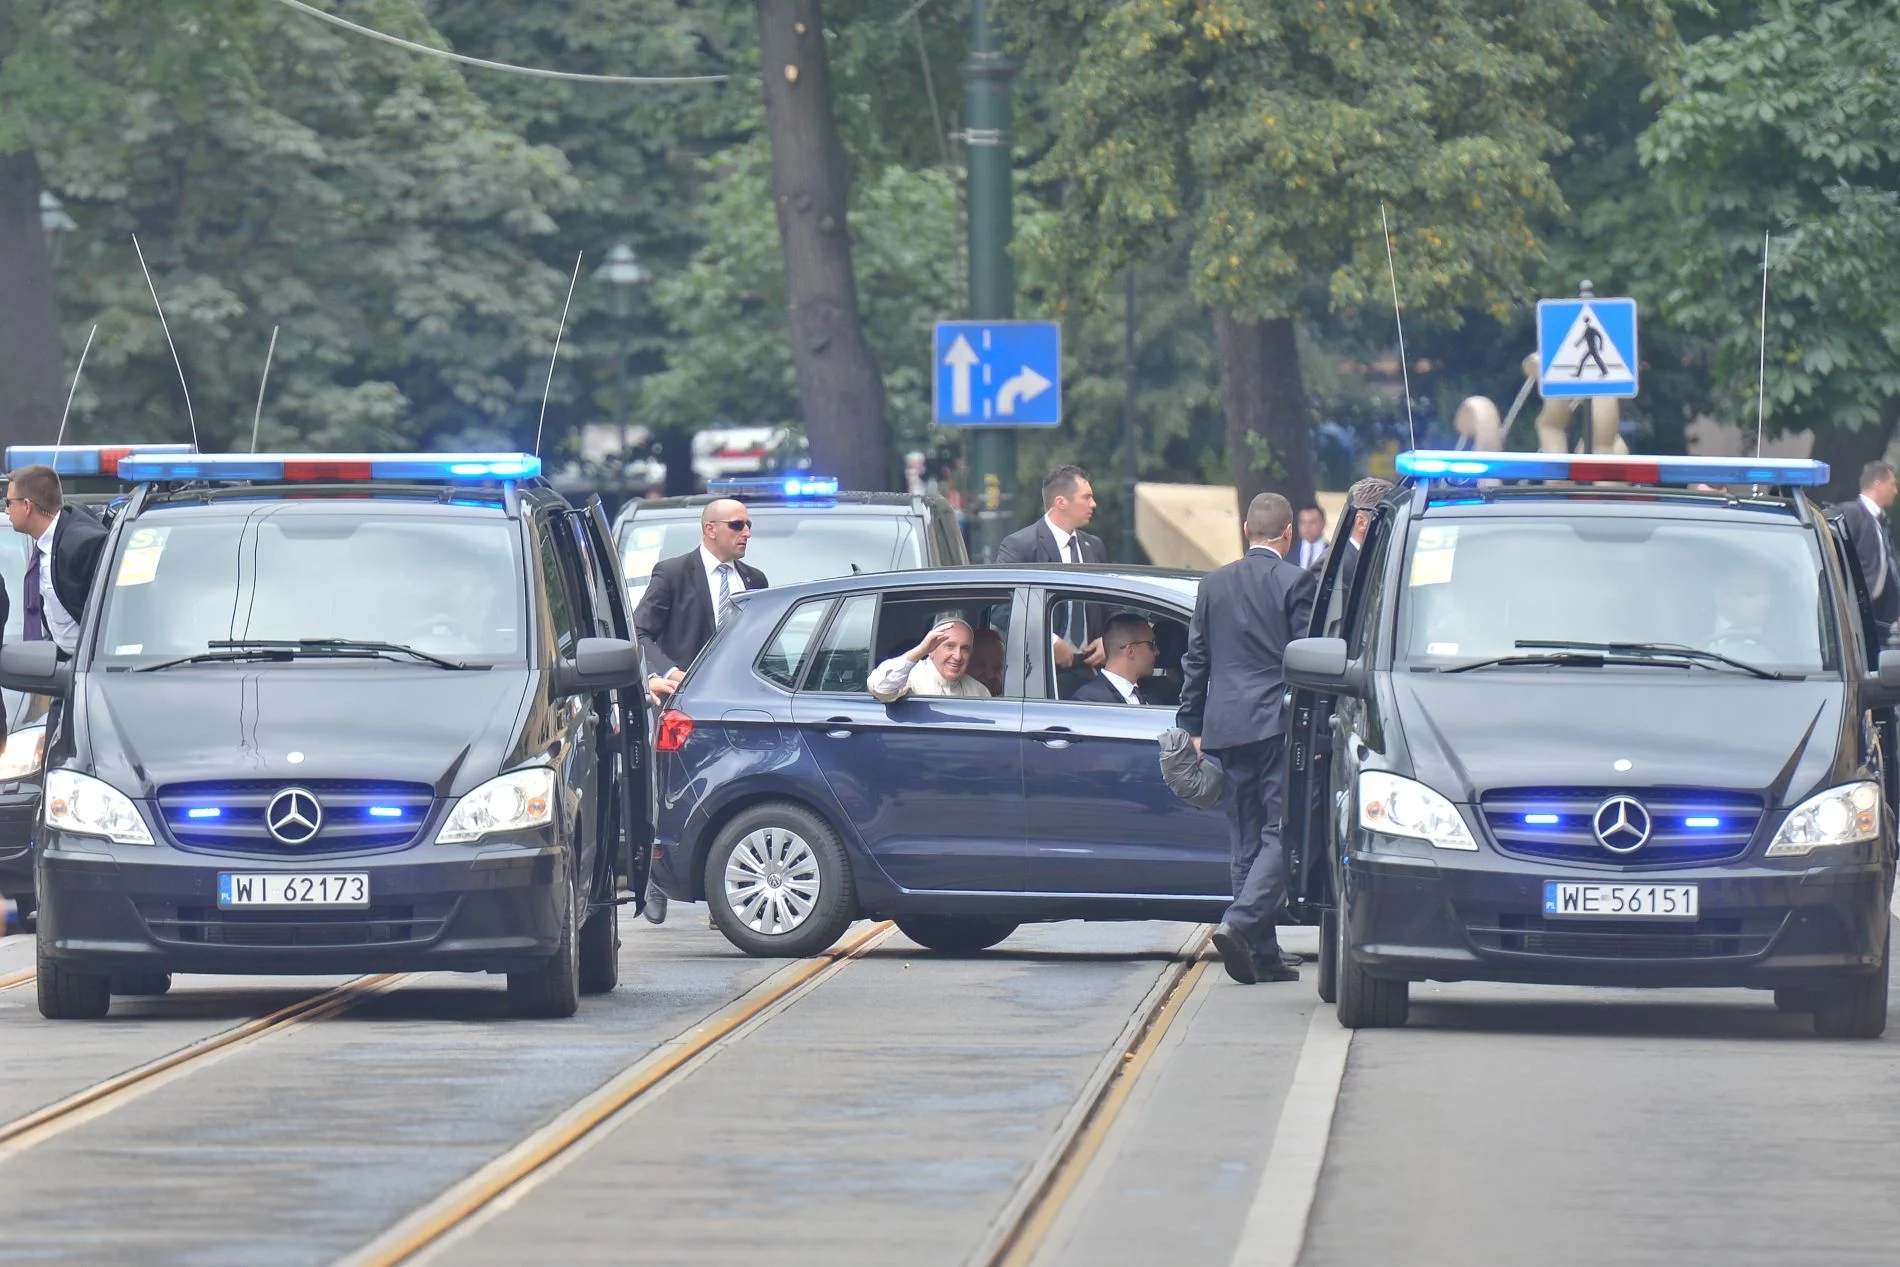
{"left": 266, "top": 788, "right": 323, "bottom": 845}
{"left": 1593, "top": 795, "right": 1652, "bottom": 854}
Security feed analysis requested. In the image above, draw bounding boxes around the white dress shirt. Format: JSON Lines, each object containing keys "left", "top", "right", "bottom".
{"left": 700, "top": 546, "right": 746, "bottom": 626}
{"left": 1100, "top": 668, "right": 1145, "bottom": 705}
{"left": 867, "top": 653, "right": 992, "bottom": 702}
{"left": 36, "top": 525, "right": 79, "bottom": 653}
{"left": 1296, "top": 537, "right": 1326, "bottom": 569}
{"left": 1045, "top": 515, "right": 1081, "bottom": 563}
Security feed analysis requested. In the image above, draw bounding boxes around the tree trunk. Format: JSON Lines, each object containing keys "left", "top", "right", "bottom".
{"left": 1212, "top": 309, "right": 1316, "bottom": 521}
{"left": 0, "top": 149, "right": 64, "bottom": 448}
{"left": 1809, "top": 403, "right": 1900, "bottom": 503}
{"left": 755, "top": 0, "right": 893, "bottom": 492}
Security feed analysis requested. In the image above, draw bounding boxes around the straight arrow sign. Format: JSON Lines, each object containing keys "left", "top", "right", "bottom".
{"left": 942, "top": 335, "right": 979, "bottom": 416}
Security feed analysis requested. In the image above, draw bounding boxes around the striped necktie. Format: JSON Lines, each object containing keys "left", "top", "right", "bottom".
{"left": 715, "top": 564, "right": 734, "bottom": 626}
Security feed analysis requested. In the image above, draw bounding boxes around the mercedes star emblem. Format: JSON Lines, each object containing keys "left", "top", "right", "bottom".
{"left": 1592, "top": 795, "right": 1652, "bottom": 854}
{"left": 266, "top": 788, "right": 323, "bottom": 845}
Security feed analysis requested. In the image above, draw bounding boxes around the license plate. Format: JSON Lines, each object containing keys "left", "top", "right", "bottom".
{"left": 1543, "top": 881, "right": 1697, "bottom": 920}
{"left": 218, "top": 873, "right": 369, "bottom": 909}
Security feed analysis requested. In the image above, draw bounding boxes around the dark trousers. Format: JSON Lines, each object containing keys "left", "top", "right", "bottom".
{"left": 1215, "top": 737, "right": 1289, "bottom": 963}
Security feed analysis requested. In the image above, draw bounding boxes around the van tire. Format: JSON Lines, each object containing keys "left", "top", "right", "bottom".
{"left": 509, "top": 874, "right": 581, "bottom": 1019}
{"left": 706, "top": 803, "right": 855, "bottom": 959}
{"left": 1772, "top": 987, "right": 1815, "bottom": 1014}
{"left": 1316, "top": 908, "right": 1340, "bottom": 1005}
{"left": 578, "top": 900, "right": 620, "bottom": 995}
{"left": 1334, "top": 892, "right": 1407, "bottom": 1029}
{"left": 1811, "top": 936, "right": 1889, "bottom": 1039}
{"left": 111, "top": 972, "right": 173, "bottom": 997}
{"left": 893, "top": 916, "right": 1017, "bottom": 955}
{"left": 38, "top": 941, "right": 110, "bottom": 1020}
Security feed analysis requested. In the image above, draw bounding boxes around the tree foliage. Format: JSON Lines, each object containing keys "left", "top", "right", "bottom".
{"left": 1643, "top": 0, "right": 1900, "bottom": 448}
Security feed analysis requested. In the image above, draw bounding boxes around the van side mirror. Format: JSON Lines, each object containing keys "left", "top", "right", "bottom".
{"left": 0, "top": 641, "right": 70, "bottom": 697}
{"left": 1284, "top": 637, "right": 1365, "bottom": 697}
{"left": 555, "top": 637, "right": 644, "bottom": 696}
{"left": 1871, "top": 649, "right": 1900, "bottom": 709}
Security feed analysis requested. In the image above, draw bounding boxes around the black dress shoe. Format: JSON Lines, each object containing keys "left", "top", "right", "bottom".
{"left": 1211, "top": 923, "right": 1258, "bottom": 985}
{"left": 642, "top": 884, "right": 669, "bottom": 925}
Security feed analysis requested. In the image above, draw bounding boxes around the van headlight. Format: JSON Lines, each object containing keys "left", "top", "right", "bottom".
{"left": 437, "top": 769, "right": 555, "bottom": 844}
{"left": 44, "top": 769, "right": 154, "bottom": 845}
{"left": 1765, "top": 782, "right": 1880, "bottom": 856}
{"left": 1358, "top": 771, "right": 1477, "bottom": 851}
{"left": 0, "top": 725, "right": 45, "bottom": 782}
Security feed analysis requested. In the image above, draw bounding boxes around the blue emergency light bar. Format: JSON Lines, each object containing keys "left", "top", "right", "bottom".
{"left": 113, "top": 452, "right": 542, "bottom": 483}
{"left": 707, "top": 474, "right": 840, "bottom": 499}
{"left": 4, "top": 444, "right": 195, "bottom": 478}
{"left": 1396, "top": 450, "right": 1831, "bottom": 487}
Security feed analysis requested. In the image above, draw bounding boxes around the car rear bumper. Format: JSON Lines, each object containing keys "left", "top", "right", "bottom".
{"left": 35, "top": 831, "right": 574, "bottom": 976}
{"left": 1344, "top": 838, "right": 1893, "bottom": 988}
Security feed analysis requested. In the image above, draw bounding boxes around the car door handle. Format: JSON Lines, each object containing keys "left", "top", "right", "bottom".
{"left": 1028, "top": 727, "right": 1075, "bottom": 748}
{"left": 821, "top": 716, "right": 860, "bottom": 739}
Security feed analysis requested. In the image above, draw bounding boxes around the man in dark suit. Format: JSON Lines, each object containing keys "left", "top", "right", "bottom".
{"left": 1178, "top": 492, "right": 1317, "bottom": 985}
{"left": 5, "top": 464, "right": 105, "bottom": 654}
{"left": 1070, "top": 614, "right": 1157, "bottom": 705}
{"left": 1293, "top": 505, "right": 1328, "bottom": 570}
{"left": 1836, "top": 461, "right": 1900, "bottom": 634}
{"left": 632, "top": 497, "right": 767, "bottom": 922}
{"left": 995, "top": 465, "right": 1108, "bottom": 670}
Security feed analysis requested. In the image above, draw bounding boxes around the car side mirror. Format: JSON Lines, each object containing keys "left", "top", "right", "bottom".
{"left": 1870, "top": 649, "right": 1900, "bottom": 708}
{"left": 0, "top": 641, "right": 70, "bottom": 697}
{"left": 1284, "top": 637, "right": 1365, "bottom": 697}
{"left": 555, "top": 637, "right": 644, "bottom": 696}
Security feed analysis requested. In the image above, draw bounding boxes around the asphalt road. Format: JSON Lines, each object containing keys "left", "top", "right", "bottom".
{"left": 1, "top": 915, "right": 1896, "bottom": 1267}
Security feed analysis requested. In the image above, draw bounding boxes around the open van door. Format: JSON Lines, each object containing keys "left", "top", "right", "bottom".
{"left": 1284, "top": 501, "right": 1390, "bottom": 925}
{"left": 582, "top": 497, "right": 655, "bottom": 905}
{"left": 1825, "top": 506, "right": 1900, "bottom": 817}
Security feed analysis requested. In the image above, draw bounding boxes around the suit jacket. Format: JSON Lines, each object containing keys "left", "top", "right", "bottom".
{"left": 633, "top": 550, "right": 768, "bottom": 676}
{"left": 49, "top": 505, "right": 108, "bottom": 624}
{"left": 993, "top": 518, "right": 1106, "bottom": 566}
{"left": 1836, "top": 499, "right": 1900, "bottom": 624}
{"left": 1071, "top": 671, "right": 1138, "bottom": 705}
{"left": 1177, "top": 546, "right": 1318, "bottom": 752}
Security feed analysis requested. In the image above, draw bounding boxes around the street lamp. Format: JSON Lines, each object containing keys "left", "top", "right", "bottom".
{"left": 594, "top": 244, "right": 649, "bottom": 487}
{"left": 40, "top": 191, "right": 75, "bottom": 265}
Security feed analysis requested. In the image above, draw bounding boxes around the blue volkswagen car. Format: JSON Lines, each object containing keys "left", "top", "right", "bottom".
{"left": 647, "top": 565, "right": 1233, "bottom": 956}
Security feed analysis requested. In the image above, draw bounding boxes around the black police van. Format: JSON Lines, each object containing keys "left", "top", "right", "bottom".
{"left": 1282, "top": 451, "right": 1899, "bottom": 1037}
{"left": 613, "top": 475, "right": 968, "bottom": 609}
{"left": 0, "top": 452, "right": 649, "bottom": 1019}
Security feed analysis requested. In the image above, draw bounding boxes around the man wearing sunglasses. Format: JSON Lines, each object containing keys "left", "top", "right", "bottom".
{"left": 633, "top": 496, "right": 769, "bottom": 923}
{"left": 5, "top": 464, "right": 106, "bottom": 654}
{"left": 1070, "top": 613, "right": 1158, "bottom": 705}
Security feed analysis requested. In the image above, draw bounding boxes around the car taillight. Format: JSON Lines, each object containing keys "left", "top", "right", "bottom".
{"left": 655, "top": 712, "right": 695, "bottom": 752}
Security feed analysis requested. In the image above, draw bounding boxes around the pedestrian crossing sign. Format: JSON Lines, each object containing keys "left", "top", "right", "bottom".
{"left": 1536, "top": 296, "right": 1638, "bottom": 400}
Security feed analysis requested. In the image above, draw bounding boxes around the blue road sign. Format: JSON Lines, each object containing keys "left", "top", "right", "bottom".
{"left": 933, "top": 320, "right": 1062, "bottom": 426}
{"left": 1537, "top": 297, "right": 1638, "bottom": 399}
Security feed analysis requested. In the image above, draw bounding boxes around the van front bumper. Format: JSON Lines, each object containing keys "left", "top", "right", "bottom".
{"left": 34, "top": 830, "right": 575, "bottom": 977}
{"left": 1343, "top": 836, "right": 1893, "bottom": 989}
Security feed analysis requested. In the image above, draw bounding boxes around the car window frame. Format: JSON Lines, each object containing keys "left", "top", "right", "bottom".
{"left": 788, "top": 583, "right": 1027, "bottom": 701}
{"left": 534, "top": 511, "right": 585, "bottom": 662}
{"left": 752, "top": 596, "right": 839, "bottom": 693}
{"left": 1025, "top": 584, "right": 1191, "bottom": 704}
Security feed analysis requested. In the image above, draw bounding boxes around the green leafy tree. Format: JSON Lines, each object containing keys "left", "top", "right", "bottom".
{"left": 1642, "top": 0, "right": 1900, "bottom": 489}
{"left": 1011, "top": 0, "right": 1670, "bottom": 514}
{"left": 32, "top": 1, "right": 578, "bottom": 453}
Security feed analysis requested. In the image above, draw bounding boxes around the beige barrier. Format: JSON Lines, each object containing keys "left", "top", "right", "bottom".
{"left": 1134, "top": 483, "right": 1348, "bottom": 574}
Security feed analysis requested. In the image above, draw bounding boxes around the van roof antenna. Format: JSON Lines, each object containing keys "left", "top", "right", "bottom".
{"left": 536, "top": 252, "right": 584, "bottom": 458}
{"left": 1756, "top": 230, "right": 1771, "bottom": 459}
{"left": 251, "top": 325, "right": 279, "bottom": 453}
{"left": 132, "top": 234, "right": 200, "bottom": 452}
{"left": 54, "top": 324, "right": 100, "bottom": 447}
{"left": 1380, "top": 204, "right": 1417, "bottom": 450}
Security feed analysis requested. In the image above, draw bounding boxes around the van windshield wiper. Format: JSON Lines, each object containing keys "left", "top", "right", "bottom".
{"left": 1515, "top": 639, "right": 1794, "bottom": 681}
{"left": 133, "top": 638, "right": 480, "bottom": 673}
{"left": 1435, "top": 650, "right": 1667, "bottom": 674}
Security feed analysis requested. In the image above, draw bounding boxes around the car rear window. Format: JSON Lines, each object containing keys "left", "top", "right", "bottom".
{"left": 94, "top": 510, "right": 527, "bottom": 666}
{"left": 619, "top": 511, "right": 924, "bottom": 602}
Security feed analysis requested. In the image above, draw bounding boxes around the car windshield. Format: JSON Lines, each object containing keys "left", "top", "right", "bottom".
{"left": 1396, "top": 516, "right": 1835, "bottom": 675}
{"left": 618, "top": 510, "right": 924, "bottom": 603}
{"left": 93, "top": 508, "right": 526, "bottom": 667}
